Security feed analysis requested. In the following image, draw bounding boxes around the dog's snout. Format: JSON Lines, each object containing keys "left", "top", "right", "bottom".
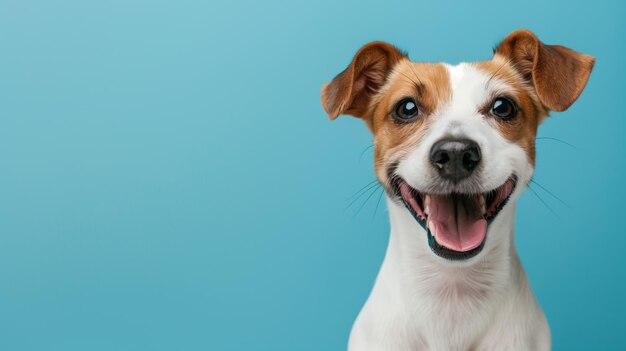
{"left": 430, "top": 138, "right": 481, "bottom": 183}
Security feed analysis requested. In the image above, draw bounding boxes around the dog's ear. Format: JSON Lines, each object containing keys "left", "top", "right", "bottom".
{"left": 321, "top": 41, "right": 406, "bottom": 120}
{"left": 494, "top": 29, "right": 594, "bottom": 112}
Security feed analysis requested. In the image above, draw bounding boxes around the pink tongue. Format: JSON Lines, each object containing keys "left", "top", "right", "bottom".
{"left": 429, "top": 195, "right": 487, "bottom": 252}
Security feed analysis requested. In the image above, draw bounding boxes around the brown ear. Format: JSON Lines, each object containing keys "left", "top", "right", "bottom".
{"left": 321, "top": 41, "right": 406, "bottom": 120}
{"left": 494, "top": 29, "right": 595, "bottom": 112}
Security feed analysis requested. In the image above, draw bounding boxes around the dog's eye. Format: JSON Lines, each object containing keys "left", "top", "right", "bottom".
{"left": 492, "top": 97, "right": 517, "bottom": 120}
{"left": 394, "top": 98, "right": 419, "bottom": 122}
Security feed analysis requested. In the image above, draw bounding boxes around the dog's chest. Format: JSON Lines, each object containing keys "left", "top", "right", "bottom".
{"left": 395, "top": 266, "right": 508, "bottom": 349}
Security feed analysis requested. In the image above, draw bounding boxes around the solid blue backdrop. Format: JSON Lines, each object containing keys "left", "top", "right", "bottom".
{"left": 1, "top": 0, "right": 624, "bottom": 350}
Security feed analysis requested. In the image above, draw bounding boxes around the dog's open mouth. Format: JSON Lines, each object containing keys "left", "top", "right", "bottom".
{"left": 394, "top": 176, "right": 517, "bottom": 260}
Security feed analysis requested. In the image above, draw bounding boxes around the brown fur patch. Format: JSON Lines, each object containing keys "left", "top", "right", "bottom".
{"left": 370, "top": 61, "right": 451, "bottom": 181}
{"left": 474, "top": 57, "right": 547, "bottom": 166}
{"left": 494, "top": 29, "right": 595, "bottom": 112}
{"left": 320, "top": 42, "right": 407, "bottom": 120}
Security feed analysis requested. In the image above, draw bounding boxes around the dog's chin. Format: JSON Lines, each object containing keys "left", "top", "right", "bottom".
{"left": 391, "top": 176, "right": 517, "bottom": 261}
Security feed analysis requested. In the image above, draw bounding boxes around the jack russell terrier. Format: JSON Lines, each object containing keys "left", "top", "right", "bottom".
{"left": 320, "top": 30, "right": 594, "bottom": 350}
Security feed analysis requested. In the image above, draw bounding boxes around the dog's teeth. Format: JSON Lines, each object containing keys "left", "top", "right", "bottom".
{"left": 424, "top": 195, "right": 430, "bottom": 215}
{"left": 479, "top": 195, "right": 486, "bottom": 214}
{"left": 427, "top": 220, "right": 437, "bottom": 237}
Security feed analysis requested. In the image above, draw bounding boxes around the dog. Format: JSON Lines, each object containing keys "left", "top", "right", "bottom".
{"left": 320, "top": 30, "right": 594, "bottom": 350}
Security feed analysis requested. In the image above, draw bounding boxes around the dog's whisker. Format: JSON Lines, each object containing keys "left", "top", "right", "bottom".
{"left": 397, "top": 71, "right": 423, "bottom": 93}
{"left": 359, "top": 144, "right": 374, "bottom": 163}
{"left": 347, "top": 179, "right": 380, "bottom": 202}
{"left": 373, "top": 186, "right": 386, "bottom": 218}
{"left": 345, "top": 181, "right": 381, "bottom": 214}
{"left": 353, "top": 183, "right": 382, "bottom": 218}
{"left": 484, "top": 56, "right": 514, "bottom": 89}
{"left": 529, "top": 179, "right": 571, "bottom": 208}
{"left": 527, "top": 184, "right": 561, "bottom": 220}
{"left": 406, "top": 63, "right": 426, "bottom": 95}
{"left": 407, "top": 62, "right": 425, "bottom": 87}
{"left": 536, "top": 136, "right": 579, "bottom": 150}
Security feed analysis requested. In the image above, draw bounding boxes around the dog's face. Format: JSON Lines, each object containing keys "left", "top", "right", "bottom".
{"left": 321, "top": 30, "right": 594, "bottom": 261}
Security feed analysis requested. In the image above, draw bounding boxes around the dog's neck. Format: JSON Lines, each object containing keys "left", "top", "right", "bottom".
{"left": 382, "top": 196, "right": 521, "bottom": 306}
{"left": 372, "top": 197, "right": 530, "bottom": 348}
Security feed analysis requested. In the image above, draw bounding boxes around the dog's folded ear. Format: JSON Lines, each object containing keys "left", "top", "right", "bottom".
{"left": 321, "top": 41, "right": 406, "bottom": 120}
{"left": 495, "top": 29, "right": 595, "bottom": 112}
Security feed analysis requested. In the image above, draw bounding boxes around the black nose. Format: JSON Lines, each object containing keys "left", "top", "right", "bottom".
{"left": 430, "top": 138, "right": 481, "bottom": 183}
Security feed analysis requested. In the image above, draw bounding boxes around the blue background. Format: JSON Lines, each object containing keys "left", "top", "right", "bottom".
{"left": 1, "top": 0, "right": 624, "bottom": 350}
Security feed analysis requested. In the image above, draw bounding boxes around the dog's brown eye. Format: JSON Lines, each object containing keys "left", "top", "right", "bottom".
{"left": 394, "top": 98, "right": 419, "bottom": 122}
{"left": 492, "top": 97, "right": 517, "bottom": 120}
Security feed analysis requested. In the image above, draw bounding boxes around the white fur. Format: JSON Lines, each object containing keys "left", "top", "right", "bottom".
{"left": 348, "top": 64, "right": 550, "bottom": 350}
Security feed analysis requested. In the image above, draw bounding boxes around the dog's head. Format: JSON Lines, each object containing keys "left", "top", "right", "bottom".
{"left": 321, "top": 30, "right": 594, "bottom": 261}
